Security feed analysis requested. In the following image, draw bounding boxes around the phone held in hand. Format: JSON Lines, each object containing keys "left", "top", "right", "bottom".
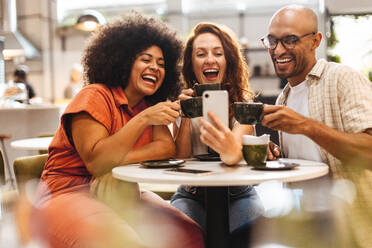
{"left": 164, "top": 167, "right": 216, "bottom": 176}
{"left": 202, "top": 90, "right": 229, "bottom": 128}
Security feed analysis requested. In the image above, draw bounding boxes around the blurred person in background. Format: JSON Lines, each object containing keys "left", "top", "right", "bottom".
{"left": 13, "top": 65, "right": 36, "bottom": 100}
{"left": 171, "top": 22, "right": 272, "bottom": 247}
{"left": 31, "top": 13, "right": 204, "bottom": 248}
{"left": 2, "top": 65, "right": 36, "bottom": 104}
{"left": 261, "top": 5, "right": 372, "bottom": 247}
{"left": 64, "top": 63, "right": 83, "bottom": 99}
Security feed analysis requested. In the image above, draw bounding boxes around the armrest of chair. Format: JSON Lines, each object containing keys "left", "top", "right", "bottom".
{"left": 13, "top": 154, "right": 48, "bottom": 184}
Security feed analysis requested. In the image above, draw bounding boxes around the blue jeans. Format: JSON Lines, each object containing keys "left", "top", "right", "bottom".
{"left": 171, "top": 185, "right": 263, "bottom": 233}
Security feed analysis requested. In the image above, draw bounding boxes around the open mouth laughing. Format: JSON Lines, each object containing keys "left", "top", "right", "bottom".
{"left": 142, "top": 74, "right": 158, "bottom": 87}
{"left": 203, "top": 68, "right": 219, "bottom": 81}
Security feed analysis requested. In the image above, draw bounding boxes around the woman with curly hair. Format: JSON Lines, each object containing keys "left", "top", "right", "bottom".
{"left": 32, "top": 13, "right": 204, "bottom": 248}
{"left": 171, "top": 22, "right": 263, "bottom": 247}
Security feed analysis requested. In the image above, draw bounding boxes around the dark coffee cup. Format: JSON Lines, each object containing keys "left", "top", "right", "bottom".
{"left": 180, "top": 97, "right": 202, "bottom": 118}
{"left": 194, "top": 83, "right": 221, "bottom": 96}
{"left": 233, "top": 102, "right": 263, "bottom": 125}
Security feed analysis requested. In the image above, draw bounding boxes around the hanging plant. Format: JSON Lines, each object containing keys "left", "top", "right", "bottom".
{"left": 327, "top": 18, "right": 338, "bottom": 49}
{"left": 327, "top": 17, "right": 341, "bottom": 63}
{"left": 327, "top": 54, "right": 341, "bottom": 63}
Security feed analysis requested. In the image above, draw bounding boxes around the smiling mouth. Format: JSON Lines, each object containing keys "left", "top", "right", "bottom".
{"left": 203, "top": 69, "right": 219, "bottom": 80}
{"left": 142, "top": 75, "right": 157, "bottom": 85}
{"left": 275, "top": 58, "right": 293, "bottom": 64}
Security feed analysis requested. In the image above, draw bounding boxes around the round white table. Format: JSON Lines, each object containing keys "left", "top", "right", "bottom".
{"left": 0, "top": 105, "right": 60, "bottom": 165}
{"left": 113, "top": 158, "right": 328, "bottom": 248}
{"left": 10, "top": 137, "right": 53, "bottom": 150}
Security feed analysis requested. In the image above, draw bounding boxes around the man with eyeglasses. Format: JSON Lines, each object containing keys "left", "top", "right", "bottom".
{"left": 260, "top": 5, "right": 372, "bottom": 247}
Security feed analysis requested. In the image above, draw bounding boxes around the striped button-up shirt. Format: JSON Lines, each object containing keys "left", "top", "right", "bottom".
{"left": 276, "top": 59, "right": 372, "bottom": 178}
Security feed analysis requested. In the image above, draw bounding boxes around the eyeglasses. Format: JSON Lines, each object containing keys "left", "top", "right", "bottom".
{"left": 260, "top": 32, "right": 316, "bottom": 50}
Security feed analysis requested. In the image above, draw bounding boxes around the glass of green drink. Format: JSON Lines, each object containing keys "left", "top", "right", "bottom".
{"left": 242, "top": 134, "right": 270, "bottom": 166}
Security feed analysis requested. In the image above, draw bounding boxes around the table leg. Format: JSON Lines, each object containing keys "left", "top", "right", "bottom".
{"left": 204, "top": 187, "right": 230, "bottom": 248}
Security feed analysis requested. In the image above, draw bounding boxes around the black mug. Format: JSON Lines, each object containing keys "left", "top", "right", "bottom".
{"left": 180, "top": 97, "right": 203, "bottom": 118}
{"left": 233, "top": 102, "right": 263, "bottom": 125}
{"left": 194, "top": 83, "right": 221, "bottom": 97}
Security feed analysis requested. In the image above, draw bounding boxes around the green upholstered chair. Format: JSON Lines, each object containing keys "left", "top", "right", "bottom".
{"left": 13, "top": 154, "right": 48, "bottom": 187}
{"left": 12, "top": 153, "right": 177, "bottom": 200}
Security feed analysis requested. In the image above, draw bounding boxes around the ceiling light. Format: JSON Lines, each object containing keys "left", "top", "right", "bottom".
{"left": 75, "top": 10, "right": 106, "bottom": 32}
{"left": 0, "top": 0, "right": 40, "bottom": 60}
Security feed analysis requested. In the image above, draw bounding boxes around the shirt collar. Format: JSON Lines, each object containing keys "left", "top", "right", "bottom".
{"left": 111, "top": 86, "right": 129, "bottom": 107}
{"left": 281, "top": 82, "right": 291, "bottom": 101}
{"left": 306, "top": 58, "right": 327, "bottom": 83}
{"left": 278, "top": 59, "right": 327, "bottom": 105}
{"left": 111, "top": 86, "right": 149, "bottom": 115}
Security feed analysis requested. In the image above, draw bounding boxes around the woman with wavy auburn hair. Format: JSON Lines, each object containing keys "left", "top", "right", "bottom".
{"left": 182, "top": 22, "right": 253, "bottom": 116}
{"left": 172, "top": 22, "right": 263, "bottom": 247}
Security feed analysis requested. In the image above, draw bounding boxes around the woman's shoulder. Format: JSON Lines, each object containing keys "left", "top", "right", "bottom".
{"left": 82, "top": 83, "right": 111, "bottom": 93}
{"left": 75, "top": 83, "right": 117, "bottom": 102}
{"left": 65, "top": 83, "right": 116, "bottom": 113}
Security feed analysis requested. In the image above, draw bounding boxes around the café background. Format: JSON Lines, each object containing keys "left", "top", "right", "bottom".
{"left": 2, "top": 0, "right": 372, "bottom": 103}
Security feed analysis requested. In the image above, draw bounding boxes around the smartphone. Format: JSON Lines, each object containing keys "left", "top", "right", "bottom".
{"left": 164, "top": 167, "right": 216, "bottom": 176}
{"left": 202, "top": 90, "right": 229, "bottom": 128}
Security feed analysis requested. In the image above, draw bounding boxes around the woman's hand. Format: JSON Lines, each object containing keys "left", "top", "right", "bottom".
{"left": 141, "top": 101, "right": 180, "bottom": 126}
{"left": 173, "top": 88, "right": 194, "bottom": 158}
{"left": 199, "top": 112, "right": 242, "bottom": 165}
{"left": 267, "top": 141, "right": 280, "bottom": 160}
{"left": 178, "top": 88, "right": 194, "bottom": 101}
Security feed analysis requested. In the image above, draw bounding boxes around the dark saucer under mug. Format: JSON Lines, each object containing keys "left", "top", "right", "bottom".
{"left": 252, "top": 161, "right": 299, "bottom": 170}
{"left": 194, "top": 154, "right": 221, "bottom": 161}
{"left": 141, "top": 159, "right": 185, "bottom": 168}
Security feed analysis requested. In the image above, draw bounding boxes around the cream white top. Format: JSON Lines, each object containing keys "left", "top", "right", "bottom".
{"left": 282, "top": 81, "right": 322, "bottom": 162}
{"left": 190, "top": 118, "right": 208, "bottom": 155}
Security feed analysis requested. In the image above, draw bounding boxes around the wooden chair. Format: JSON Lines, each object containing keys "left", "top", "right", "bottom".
{"left": 0, "top": 133, "right": 17, "bottom": 189}
{"left": 0, "top": 148, "right": 5, "bottom": 185}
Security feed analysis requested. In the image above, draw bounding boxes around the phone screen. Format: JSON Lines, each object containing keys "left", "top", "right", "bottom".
{"left": 165, "top": 168, "right": 214, "bottom": 175}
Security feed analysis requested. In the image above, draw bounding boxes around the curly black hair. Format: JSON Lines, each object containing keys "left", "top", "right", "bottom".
{"left": 81, "top": 12, "right": 183, "bottom": 103}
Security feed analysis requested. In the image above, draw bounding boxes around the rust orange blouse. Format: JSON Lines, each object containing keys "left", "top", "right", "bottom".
{"left": 38, "top": 84, "right": 152, "bottom": 199}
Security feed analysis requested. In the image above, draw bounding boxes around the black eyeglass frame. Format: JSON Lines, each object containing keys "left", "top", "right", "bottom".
{"left": 260, "top": 32, "right": 316, "bottom": 50}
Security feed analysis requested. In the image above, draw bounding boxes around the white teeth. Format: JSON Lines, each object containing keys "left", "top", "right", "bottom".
{"left": 204, "top": 69, "right": 218, "bottom": 73}
{"left": 142, "top": 75, "right": 157, "bottom": 82}
{"left": 276, "top": 58, "right": 292, "bottom": 63}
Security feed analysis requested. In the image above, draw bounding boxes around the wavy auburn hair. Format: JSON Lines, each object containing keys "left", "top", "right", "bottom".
{"left": 182, "top": 22, "right": 253, "bottom": 114}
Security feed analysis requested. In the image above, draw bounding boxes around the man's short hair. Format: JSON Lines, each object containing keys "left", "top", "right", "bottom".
{"left": 14, "top": 65, "right": 29, "bottom": 79}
